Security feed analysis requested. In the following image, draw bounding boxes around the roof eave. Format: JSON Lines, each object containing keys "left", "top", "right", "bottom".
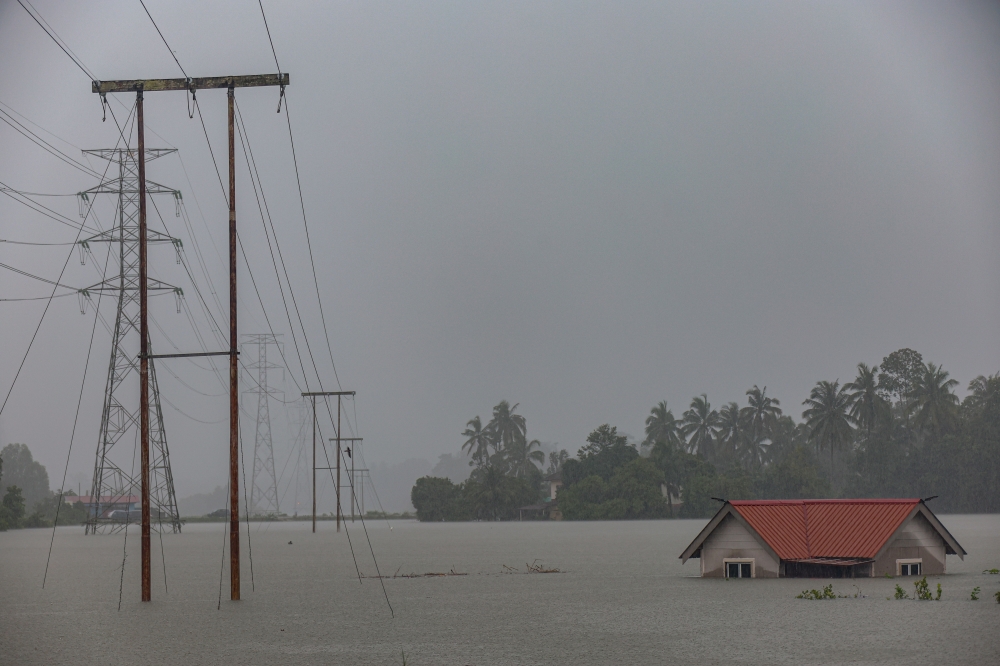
{"left": 679, "top": 503, "right": 731, "bottom": 563}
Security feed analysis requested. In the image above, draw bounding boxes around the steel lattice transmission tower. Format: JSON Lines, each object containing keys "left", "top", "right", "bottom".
{"left": 289, "top": 398, "right": 310, "bottom": 517}
{"left": 242, "top": 334, "right": 283, "bottom": 515}
{"left": 80, "top": 147, "right": 183, "bottom": 534}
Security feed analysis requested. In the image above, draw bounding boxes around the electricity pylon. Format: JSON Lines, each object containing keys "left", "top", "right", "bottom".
{"left": 80, "top": 147, "right": 183, "bottom": 534}
{"left": 242, "top": 334, "right": 282, "bottom": 515}
{"left": 289, "top": 398, "right": 311, "bottom": 517}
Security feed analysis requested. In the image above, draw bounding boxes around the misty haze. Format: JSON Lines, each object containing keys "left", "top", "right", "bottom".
{"left": 1, "top": 1, "right": 999, "bottom": 664}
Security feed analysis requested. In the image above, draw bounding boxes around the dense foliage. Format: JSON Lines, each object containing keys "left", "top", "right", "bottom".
{"left": 0, "top": 443, "right": 50, "bottom": 509}
{"left": 411, "top": 401, "right": 545, "bottom": 520}
{"left": 415, "top": 348, "right": 999, "bottom": 521}
{"left": 0, "top": 443, "right": 86, "bottom": 530}
{"left": 635, "top": 348, "right": 1000, "bottom": 517}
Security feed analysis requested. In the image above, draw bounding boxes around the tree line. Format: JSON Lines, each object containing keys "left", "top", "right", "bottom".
{"left": 412, "top": 348, "right": 1000, "bottom": 520}
{"left": 411, "top": 400, "right": 544, "bottom": 520}
{"left": 0, "top": 443, "right": 88, "bottom": 530}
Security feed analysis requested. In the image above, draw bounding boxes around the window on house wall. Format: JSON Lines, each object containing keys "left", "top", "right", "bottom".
{"left": 724, "top": 559, "right": 754, "bottom": 578}
{"left": 897, "top": 559, "right": 922, "bottom": 576}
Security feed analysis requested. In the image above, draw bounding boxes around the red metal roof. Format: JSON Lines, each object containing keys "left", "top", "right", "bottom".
{"left": 66, "top": 495, "right": 139, "bottom": 504}
{"left": 730, "top": 499, "right": 920, "bottom": 560}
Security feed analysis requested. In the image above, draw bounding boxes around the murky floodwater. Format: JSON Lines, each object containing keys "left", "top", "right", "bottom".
{"left": 2, "top": 515, "right": 998, "bottom": 665}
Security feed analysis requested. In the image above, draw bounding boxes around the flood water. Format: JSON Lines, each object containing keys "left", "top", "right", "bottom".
{"left": 2, "top": 515, "right": 999, "bottom": 665}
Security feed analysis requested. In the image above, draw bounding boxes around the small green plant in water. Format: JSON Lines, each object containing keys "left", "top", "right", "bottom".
{"left": 983, "top": 568, "right": 999, "bottom": 574}
{"left": 894, "top": 584, "right": 909, "bottom": 600}
{"left": 935, "top": 583, "right": 942, "bottom": 601}
{"left": 796, "top": 584, "right": 836, "bottom": 600}
{"left": 995, "top": 590, "right": 1000, "bottom": 604}
{"left": 913, "top": 576, "right": 933, "bottom": 601}
{"left": 970, "top": 586, "right": 980, "bottom": 601}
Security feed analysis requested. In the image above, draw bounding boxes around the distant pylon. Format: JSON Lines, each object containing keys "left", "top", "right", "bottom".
{"left": 290, "top": 398, "right": 310, "bottom": 516}
{"left": 80, "top": 148, "right": 183, "bottom": 534}
{"left": 242, "top": 334, "right": 283, "bottom": 515}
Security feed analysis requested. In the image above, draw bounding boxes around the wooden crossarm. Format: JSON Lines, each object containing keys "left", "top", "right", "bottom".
{"left": 93, "top": 73, "right": 289, "bottom": 94}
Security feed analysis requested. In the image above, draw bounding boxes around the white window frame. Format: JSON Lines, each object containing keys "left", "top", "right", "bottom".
{"left": 896, "top": 558, "right": 922, "bottom": 576}
{"left": 723, "top": 558, "right": 755, "bottom": 579}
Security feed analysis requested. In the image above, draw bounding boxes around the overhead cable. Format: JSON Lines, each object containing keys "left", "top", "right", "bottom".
{"left": 17, "top": 0, "right": 98, "bottom": 81}
{"left": 138, "top": 0, "right": 189, "bottom": 79}
{"left": 0, "top": 261, "right": 79, "bottom": 291}
{"left": 0, "top": 102, "right": 133, "bottom": 418}
{"left": 43, "top": 241, "right": 114, "bottom": 588}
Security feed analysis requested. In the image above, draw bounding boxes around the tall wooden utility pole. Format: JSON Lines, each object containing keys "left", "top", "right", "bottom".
{"left": 301, "top": 391, "right": 354, "bottom": 533}
{"left": 136, "top": 89, "right": 151, "bottom": 602}
{"left": 94, "top": 74, "right": 289, "bottom": 603}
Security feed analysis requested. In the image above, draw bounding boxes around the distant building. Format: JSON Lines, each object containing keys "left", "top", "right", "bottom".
{"left": 545, "top": 471, "right": 563, "bottom": 501}
{"left": 519, "top": 472, "right": 565, "bottom": 521}
{"left": 71, "top": 495, "right": 140, "bottom": 519}
{"left": 680, "top": 499, "right": 966, "bottom": 578}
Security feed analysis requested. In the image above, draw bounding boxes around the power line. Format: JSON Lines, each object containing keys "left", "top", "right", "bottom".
{"left": 234, "top": 103, "right": 310, "bottom": 394}
{"left": 282, "top": 95, "right": 344, "bottom": 392}
{"left": 1, "top": 239, "right": 77, "bottom": 245}
{"left": 0, "top": 102, "right": 133, "bottom": 418}
{"left": 0, "top": 184, "right": 98, "bottom": 234}
{"left": 0, "top": 188, "right": 78, "bottom": 197}
{"left": 138, "top": 0, "right": 189, "bottom": 79}
{"left": 0, "top": 293, "right": 76, "bottom": 303}
{"left": 258, "top": 1, "right": 281, "bottom": 74}
{"left": 0, "top": 109, "right": 101, "bottom": 177}
{"left": 17, "top": 0, "right": 98, "bottom": 82}
{"left": 43, "top": 241, "right": 114, "bottom": 588}
{"left": 0, "top": 261, "right": 79, "bottom": 291}
{"left": 0, "top": 99, "right": 84, "bottom": 154}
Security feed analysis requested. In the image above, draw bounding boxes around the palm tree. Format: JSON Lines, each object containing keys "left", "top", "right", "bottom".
{"left": 716, "top": 402, "right": 745, "bottom": 464}
{"left": 740, "top": 385, "right": 782, "bottom": 444}
{"left": 906, "top": 363, "right": 959, "bottom": 434}
{"left": 461, "top": 416, "right": 490, "bottom": 467}
{"left": 644, "top": 401, "right": 680, "bottom": 448}
{"left": 506, "top": 438, "right": 546, "bottom": 478}
{"left": 547, "top": 449, "right": 569, "bottom": 476}
{"left": 964, "top": 374, "right": 1000, "bottom": 413}
{"left": 846, "top": 363, "right": 890, "bottom": 438}
{"left": 487, "top": 400, "right": 527, "bottom": 456}
{"left": 650, "top": 439, "right": 681, "bottom": 517}
{"left": 681, "top": 394, "right": 720, "bottom": 460}
{"left": 802, "top": 380, "right": 855, "bottom": 471}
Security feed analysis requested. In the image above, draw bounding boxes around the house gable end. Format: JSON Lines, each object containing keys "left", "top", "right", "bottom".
{"left": 874, "top": 503, "right": 966, "bottom": 563}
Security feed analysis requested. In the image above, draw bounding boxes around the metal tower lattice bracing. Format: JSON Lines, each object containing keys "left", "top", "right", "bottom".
{"left": 289, "top": 398, "right": 310, "bottom": 517}
{"left": 81, "top": 148, "right": 183, "bottom": 534}
{"left": 242, "top": 334, "right": 283, "bottom": 515}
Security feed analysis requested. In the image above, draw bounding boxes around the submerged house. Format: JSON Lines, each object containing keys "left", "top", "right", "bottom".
{"left": 680, "top": 499, "right": 966, "bottom": 578}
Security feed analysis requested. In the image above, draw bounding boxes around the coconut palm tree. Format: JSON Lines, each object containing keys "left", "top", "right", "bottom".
{"left": 681, "top": 394, "right": 720, "bottom": 460}
{"left": 649, "top": 438, "right": 682, "bottom": 517}
{"left": 461, "top": 416, "right": 490, "bottom": 467}
{"left": 906, "top": 363, "right": 959, "bottom": 435}
{"left": 505, "top": 438, "right": 546, "bottom": 478}
{"left": 964, "top": 374, "right": 1000, "bottom": 414}
{"left": 547, "top": 449, "right": 569, "bottom": 476}
{"left": 644, "top": 401, "right": 681, "bottom": 448}
{"left": 802, "top": 380, "right": 855, "bottom": 470}
{"left": 487, "top": 400, "right": 527, "bottom": 456}
{"left": 740, "top": 385, "right": 782, "bottom": 444}
{"left": 716, "top": 402, "right": 745, "bottom": 464}
{"left": 846, "top": 363, "right": 890, "bottom": 438}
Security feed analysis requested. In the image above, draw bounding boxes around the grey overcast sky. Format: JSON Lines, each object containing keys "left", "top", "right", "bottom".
{"left": 1, "top": 1, "right": 998, "bottom": 508}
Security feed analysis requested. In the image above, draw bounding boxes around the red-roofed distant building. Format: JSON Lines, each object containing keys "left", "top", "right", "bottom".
{"left": 680, "top": 499, "right": 966, "bottom": 578}
{"left": 71, "top": 495, "right": 140, "bottom": 518}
